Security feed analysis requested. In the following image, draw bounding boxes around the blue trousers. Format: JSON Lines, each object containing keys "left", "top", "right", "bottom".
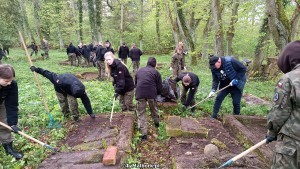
{"left": 212, "top": 87, "right": 242, "bottom": 118}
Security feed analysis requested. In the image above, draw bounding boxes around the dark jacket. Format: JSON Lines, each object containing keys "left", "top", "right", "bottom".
{"left": 118, "top": 45, "right": 129, "bottom": 59}
{"left": 95, "top": 45, "right": 104, "bottom": 61}
{"left": 102, "top": 47, "right": 115, "bottom": 57}
{"left": 88, "top": 43, "right": 94, "bottom": 52}
{"left": 135, "top": 58, "right": 163, "bottom": 99}
{"left": 211, "top": 56, "right": 246, "bottom": 92}
{"left": 175, "top": 72, "right": 200, "bottom": 106}
{"left": 66, "top": 44, "right": 78, "bottom": 54}
{"left": 0, "top": 81, "right": 19, "bottom": 126}
{"left": 28, "top": 43, "right": 38, "bottom": 51}
{"left": 77, "top": 46, "right": 83, "bottom": 56}
{"left": 129, "top": 47, "right": 143, "bottom": 61}
{"left": 109, "top": 59, "right": 134, "bottom": 95}
{"left": 34, "top": 68, "right": 93, "bottom": 114}
{"left": 82, "top": 45, "right": 90, "bottom": 59}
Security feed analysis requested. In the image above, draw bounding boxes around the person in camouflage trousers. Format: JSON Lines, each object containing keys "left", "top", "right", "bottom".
{"left": 30, "top": 66, "right": 96, "bottom": 122}
{"left": 170, "top": 44, "right": 185, "bottom": 78}
{"left": 41, "top": 38, "right": 49, "bottom": 59}
{"left": 66, "top": 42, "right": 78, "bottom": 66}
{"left": 266, "top": 40, "right": 300, "bottom": 169}
{"left": 135, "top": 57, "right": 162, "bottom": 141}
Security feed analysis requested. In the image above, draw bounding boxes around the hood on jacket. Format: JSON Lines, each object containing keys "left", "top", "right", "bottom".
{"left": 147, "top": 57, "right": 156, "bottom": 67}
{"left": 277, "top": 40, "right": 300, "bottom": 73}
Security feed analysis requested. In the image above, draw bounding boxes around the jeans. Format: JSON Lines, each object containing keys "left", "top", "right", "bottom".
{"left": 212, "top": 86, "right": 242, "bottom": 118}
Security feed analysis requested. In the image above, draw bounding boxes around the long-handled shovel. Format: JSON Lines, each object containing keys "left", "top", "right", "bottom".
{"left": 0, "top": 121, "right": 57, "bottom": 152}
{"left": 189, "top": 84, "right": 231, "bottom": 109}
{"left": 218, "top": 139, "right": 266, "bottom": 168}
{"left": 110, "top": 97, "right": 116, "bottom": 123}
{"left": 18, "top": 31, "right": 61, "bottom": 129}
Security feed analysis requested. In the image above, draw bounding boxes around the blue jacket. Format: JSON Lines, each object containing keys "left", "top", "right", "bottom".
{"left": 211, "top": 56, "right": 246, "bottom": 92}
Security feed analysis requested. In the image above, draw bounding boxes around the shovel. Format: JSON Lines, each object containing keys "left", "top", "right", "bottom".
{"left": 218, "top": 139, "right": 266, "bottom": 168}
{"left": 109, "top": 97, "right": 116, "bottom": 123}
{"left": 189, "top": 84, "right": 231, "bottom": 109}
{"left": 0, "top": 121, "right": 57, "bottom": 152}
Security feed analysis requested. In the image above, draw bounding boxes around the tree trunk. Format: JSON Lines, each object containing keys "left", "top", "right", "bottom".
{"left": 120, "top": 2, "right": 124, "bottom": 45}
{"left": 57, "top": 26, "right": 64, "bottom": 49}
{"left": 211, "top": 0, "right": 224, "bottom": 56}
{"left": 19, "top": 0, "right": 35, "bottom": 43}
{"left": 165, "top": 0, "right": 179, "bottom": 45}
{"left": 290, "top": 1, "right": 300, "bottom": 40}
{"left": 78, "top": 0, "right": 83, "bottom": 42}
{"left": 175, "top": 0, "right": 196, "bottom": 65}
{"left": 139, "top": 0, "right": 144, "bottom": 50}
{"left": 202, "top": 14, "right": 213, "bottom": 59}
{"left": 252, "top": 17, "right": 270, "bottom": 76}
{"left": 87, "top": 0, "right": 97, "bottom": 42}
{"left": 266, "top": 0, "right": 290, "bottom": 51}
{"left": 155, "top": 0, "right": 161, "bottom": 52}
{"left": 95, "top": 0, "right": 103, "bottom": 42}
{"left": 70, "top": 0, "right": 81, "bottom": 43}
{"left": 33, "top": 0, "right": 43, "bottom": 44}
{"left": 226, "top": 0, "right": 239, "bottom": 57}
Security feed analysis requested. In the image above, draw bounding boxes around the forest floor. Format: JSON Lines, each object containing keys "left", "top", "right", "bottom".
{"left": 38, "top": 89, "right": 273, "bottom": 169}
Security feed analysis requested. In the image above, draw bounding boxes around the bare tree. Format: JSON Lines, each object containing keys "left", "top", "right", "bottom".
{"left": 226, "top": 0, "right": 239, "bottom": 56}
{"left": 211, "top": 0, "right": 224, "bottom": 56}
{"left": 95, "top": 0, "right": 103, "bottom": 42}
{"left": 156, "top": 0, "right": 161, "bottom": 52}
{"left": 165, "top": 0, "right": 179, "bottom": 44}
{"left": 78, "top": 0, "right": 83, "bottom": 42}
{"left": 139, "top": 0, "right": 144, "bottom": 50}
{"left": 33, "top": 0, "right": 43, "bottom": 44}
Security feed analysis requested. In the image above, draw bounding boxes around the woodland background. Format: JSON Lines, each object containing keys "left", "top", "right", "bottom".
{"left": 0, "top": 0, "right": 300, "bottom": 75}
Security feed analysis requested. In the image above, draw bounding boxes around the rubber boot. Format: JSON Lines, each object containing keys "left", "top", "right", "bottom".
{"left": 2, "top": 142, "right": 23, "bottom": 159}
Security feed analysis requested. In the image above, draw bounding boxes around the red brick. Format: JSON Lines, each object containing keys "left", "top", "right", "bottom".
{"left": 103, "top": 146, "right": 118, "bottom": 166}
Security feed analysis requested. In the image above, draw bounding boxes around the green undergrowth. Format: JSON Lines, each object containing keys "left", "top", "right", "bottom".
{"left": 0, "top": 49, "right": 276, "bottom": 168}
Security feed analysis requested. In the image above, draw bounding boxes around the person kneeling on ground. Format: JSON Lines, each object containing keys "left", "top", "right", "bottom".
{"left": 135, "top": 57, "right": 163, "bottom": 141}
{"left": 30, "top": 66, "right": 95, "bottom": 122}
{"left": 174, "top": 72, "right": 199, "bottom": 113}
{"left": 0, "top": 64, "right": 23, "bottom": 159}
{"left": 104, "top": 52, "right": 135, "bottom": 112}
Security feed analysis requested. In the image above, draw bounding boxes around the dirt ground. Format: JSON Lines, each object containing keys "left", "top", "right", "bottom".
{"left": 39, "top": 93, "right": 272, "bottom": 169}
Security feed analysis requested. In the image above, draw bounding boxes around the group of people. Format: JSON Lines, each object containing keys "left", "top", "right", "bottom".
{"left": 66, "top": 41, "right": 143, "bottom": 81}
{"left": 0, "top": 40, "right": 299, "bottom": 169}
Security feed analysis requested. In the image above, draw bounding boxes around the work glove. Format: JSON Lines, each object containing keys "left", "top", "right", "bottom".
{"left": 266, "top": 135, "right": 277, "bottom": 144}
{"left": 10, "top": 125, "right": 21, "bottom": 133}
{"left": 30, "top": 66, "right": 36, "bottom": 72}
{"left": 208, "top": 91, "right": 216, "bottom": 98}
{"left": 184, "top": 67, "right": 187, "bottom": 70}
{"left": 114, "top": 93, "right": 119, "bottom": 99}
{"left": 183, "top": 51, "right": 188, "bottom": 55}
{"left": 169, "top": 67, "right": 173, "bottom": 71}
{"left": 230, "top": 79, "right": 239, "bottom": 86}
{"left": 89, "top": 113, "right": 96, "bottom": 119}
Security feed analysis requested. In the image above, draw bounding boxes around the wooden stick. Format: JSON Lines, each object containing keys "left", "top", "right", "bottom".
{"left": 218, "top": 139, "right": 266, "bottom": 168}
{"left": 0, "top": 121, "right": 54, "bottom": 150}
{"left": 18, "top": 31, "right": 50, "bottom": 112}
{"left": 190, "top": 84, "right": 231, "bottom": 109}
{"left": 110, "top": 97, "right": 116, "bottom": 123}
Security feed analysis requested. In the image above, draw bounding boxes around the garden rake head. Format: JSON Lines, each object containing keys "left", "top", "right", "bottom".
{"left": 47, "top": 112, "right": 62, "bottom": 129}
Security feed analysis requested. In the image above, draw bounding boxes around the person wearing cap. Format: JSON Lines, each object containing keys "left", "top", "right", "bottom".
{"left": 135, "top": 57, "right": 163, "bottom": 141}
{"left": 174, "top": 72, "right": 200, "bottom": 113}
{"left": 129, "top": 43, "right": 143, "bottom": 73}
{"left": 29, "top": 66, "right": 95, "bottom": 122}
{"left": 102, "top": 40, "right": 115, "bottom": 56}
{"left": 208, "top": 56, "right": 246, "bottom": 119}
{"left": 104, "top": 52, "right": 135, "bottom": 112}
{"left": 118, "top": 42, "right": 130, "bottom": 65}
{"left": 265, "top": 40, "right": 300, "bottom": 169}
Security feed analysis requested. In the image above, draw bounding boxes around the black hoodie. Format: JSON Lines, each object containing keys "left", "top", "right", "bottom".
{"left": 135, "top": 57, "right": 163, "bottom": 99}
{"left": 277, "top": 40, "right": 300, "bottom": 73}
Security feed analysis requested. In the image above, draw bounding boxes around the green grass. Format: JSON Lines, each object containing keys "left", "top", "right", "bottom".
{"left": 0, "top": 48, "right": 276, "bottom": 168}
